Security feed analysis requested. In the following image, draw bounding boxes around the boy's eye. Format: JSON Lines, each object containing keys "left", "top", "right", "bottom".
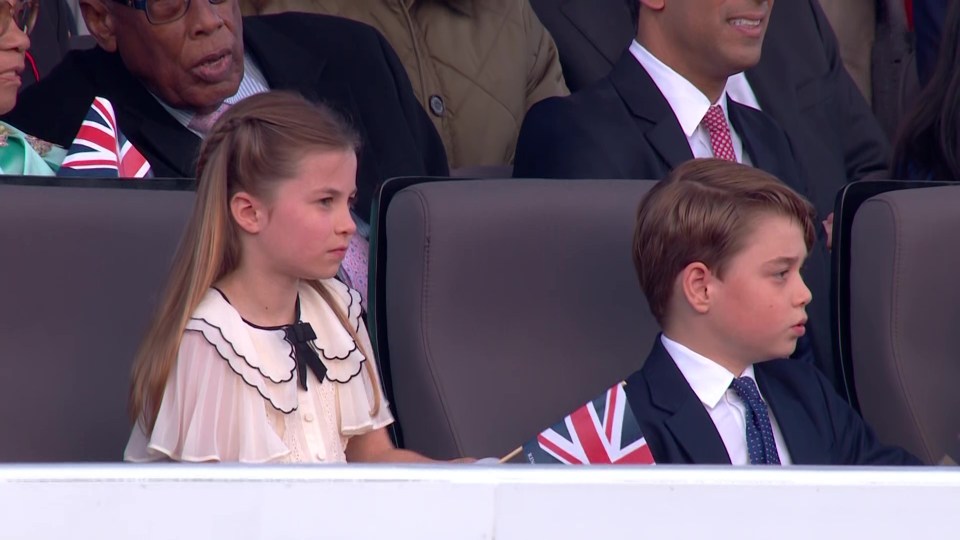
{"left": 318, "top": 197, "right": 334, "bottom": 206}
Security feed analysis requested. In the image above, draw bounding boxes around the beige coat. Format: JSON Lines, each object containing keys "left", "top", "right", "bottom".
{"left": 818, "top": 0, "right": 876, "bottom": 102}
{"left": 242, "top": 0, "right": 569, "bottom": 169}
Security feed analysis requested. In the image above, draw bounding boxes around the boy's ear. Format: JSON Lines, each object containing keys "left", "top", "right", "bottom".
{"left": 230, "top": 192, "right": 264, "bottom": 234}
{"left": 680, "top": 261, "right": 712, "bottom": 314}
{"left": 80, "top": 0, "right": 118, "bottom": 53}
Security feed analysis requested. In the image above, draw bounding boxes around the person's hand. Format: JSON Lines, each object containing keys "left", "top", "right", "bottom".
{"left": 823, "top": 212, "right": 835, "bottom": 251}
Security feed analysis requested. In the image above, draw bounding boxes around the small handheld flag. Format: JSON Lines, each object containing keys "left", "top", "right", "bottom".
{"left": 58, "top": 97, "right": 152, "bottom": 178}
{"left": 521, "top": 381, "right": 655, "bottom": 464}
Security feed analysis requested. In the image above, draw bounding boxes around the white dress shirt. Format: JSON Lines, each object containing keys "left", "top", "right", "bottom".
{"left": 629, "top": 40, "right": 762, "bottom": 165}
{"left": 660, "top": 334, "right": 793, "bottom": 465}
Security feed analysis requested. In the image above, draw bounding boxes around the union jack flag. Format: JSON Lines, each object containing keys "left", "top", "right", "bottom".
{"left": 523, "top": 381, "right": 655, "bottom": 464}
{"left": 58, "top": 97, "right": 152, "bottom": 178}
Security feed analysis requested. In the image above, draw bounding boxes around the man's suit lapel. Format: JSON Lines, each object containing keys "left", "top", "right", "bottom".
{"left": 608, "top": 53, "right": 694, "bottom": 170}
{"left": 120, "top": 104, "right": 201, "bottom": 178}
{"left": 755, "top": 364, "right": 826, "bottom": 464}
{"left": 640, "top": 339, "right": 731, "bottom": 464}
{"left": 727, "top": 99, "right": 807, "bottom": 194}
{"left": 728, "top": 100, "right": 778, "bottom": 175}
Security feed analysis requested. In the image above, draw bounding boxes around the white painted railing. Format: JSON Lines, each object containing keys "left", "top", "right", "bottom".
{"left": 2, "top": 464, "right": 958, "bottom": 539}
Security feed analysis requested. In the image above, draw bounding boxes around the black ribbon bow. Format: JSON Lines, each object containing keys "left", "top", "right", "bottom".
{"left": 283, "top": 321, "right": 327, "bottom": 390}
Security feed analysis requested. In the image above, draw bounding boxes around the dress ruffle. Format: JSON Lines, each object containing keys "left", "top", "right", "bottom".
{"left": 123, "top": 279, "right": 393, "bottom": 463}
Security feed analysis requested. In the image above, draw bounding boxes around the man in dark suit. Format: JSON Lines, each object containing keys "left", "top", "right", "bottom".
{"left": 515, "top": 0, "right": 798, "bottom": 185}
{"left": 514, "top": 0, "right": 837, "bottom": 386}
{"left": 627, "top": 159, "right": 921, "bottom": 466}
{"left": 3, "top": 0, "right": 447, "bottom": 223}
{"left": 527, "top": 0, "right": 889, "bottom": 216}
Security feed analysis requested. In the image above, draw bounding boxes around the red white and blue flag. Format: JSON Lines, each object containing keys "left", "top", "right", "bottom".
{"left": 58, "top": 97, "right": 152, "bottom": 178}
{"left": 523, "top": 381, "right": 655, "bottom": 464}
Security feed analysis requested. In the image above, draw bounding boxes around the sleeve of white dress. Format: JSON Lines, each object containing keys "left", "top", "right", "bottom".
{"left": 338, "top": 320, "right": 395, "bottom": 436}
{"left": 123, "top": 330, "right": 290, "bottom": 463}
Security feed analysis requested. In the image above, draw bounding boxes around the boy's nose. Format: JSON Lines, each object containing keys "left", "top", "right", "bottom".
{"left": 796, "top": 278, "right": 813, "bottom": 306}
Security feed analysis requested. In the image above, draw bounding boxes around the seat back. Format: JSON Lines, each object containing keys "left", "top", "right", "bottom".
{"left": 0, "top": 178, "right": 194, "bottom": 461}
{"left": 832, "top": 180, "right": 951, "bottom": 409}
{"left": 849, "top": 185, "right": 960, "bottom": 464}
{"left": 380, "top": 178, "right": 659, "bottom": 459}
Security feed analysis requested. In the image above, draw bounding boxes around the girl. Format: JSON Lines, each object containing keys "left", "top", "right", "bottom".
{"left": 125, "top": 91, "right": 439, "bottom": 463}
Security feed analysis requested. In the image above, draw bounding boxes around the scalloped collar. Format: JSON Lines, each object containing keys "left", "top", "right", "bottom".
{"left": 183, "top": 280, "right": 367, "bottom": 414}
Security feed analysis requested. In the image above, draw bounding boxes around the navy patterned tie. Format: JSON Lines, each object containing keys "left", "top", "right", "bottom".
{"left": 730, "top": 377, "right": 781, "bottom": 465}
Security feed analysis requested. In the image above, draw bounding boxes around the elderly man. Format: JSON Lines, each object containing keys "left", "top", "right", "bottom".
{"left": 4, "top": 0, "right": 448, "bottom": 222}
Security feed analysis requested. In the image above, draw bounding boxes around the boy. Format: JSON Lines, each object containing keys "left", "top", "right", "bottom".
{"left": 624, "top": 158, "right": 921, "bottom": 465}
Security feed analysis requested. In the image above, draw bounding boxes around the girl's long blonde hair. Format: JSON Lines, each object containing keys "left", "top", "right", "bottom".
{"left": 130, "top": 91, "right": 381, "bottom": 431}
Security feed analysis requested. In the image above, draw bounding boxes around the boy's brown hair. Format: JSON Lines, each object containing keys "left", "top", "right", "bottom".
{"left": 633, "top": 158, "right": 817, "bottom": 325}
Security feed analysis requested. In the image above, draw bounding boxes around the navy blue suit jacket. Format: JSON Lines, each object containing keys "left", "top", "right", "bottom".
{"left": 624, "top": 338, "right": 922, "bottom": 465}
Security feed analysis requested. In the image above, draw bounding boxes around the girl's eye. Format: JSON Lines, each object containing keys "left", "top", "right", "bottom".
{"left": 318, "top": 197, "right": 334, "bottom": 206}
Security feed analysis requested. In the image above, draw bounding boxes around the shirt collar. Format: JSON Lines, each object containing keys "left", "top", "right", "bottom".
{"left": 629, "top": 40, "right": 732, "bottom": 138}
{"left": 152, "top": 53, "right": 270, "bottom": 137}
{"left": 660, "top": 334, "right": 756, "bottom": 409}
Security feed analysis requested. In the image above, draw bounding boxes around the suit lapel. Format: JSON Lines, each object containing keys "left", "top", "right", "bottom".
{"left": 119, "top": 103, "right": 201, "bottom": 178}
{"left": 558, "top": 0, "right": 633, "bottom": 67}
{"left": 608, "top": 52, "right": 694, "bottom": 170}
{"left": 755, "top": 364, "right": 826, "bottom": 464}
{"left": 642, "top": 339, "right": 731, "bottom": 464}
{"left": 728, "top": 99, "right": 778, "bottom": 174}
{"left": 728, "top": 99, "right": 808, "bottom": 195}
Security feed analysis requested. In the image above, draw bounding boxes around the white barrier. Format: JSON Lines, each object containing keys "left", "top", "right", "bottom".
{"left": 2, "top": 464, "right": 958, "bottom": 539}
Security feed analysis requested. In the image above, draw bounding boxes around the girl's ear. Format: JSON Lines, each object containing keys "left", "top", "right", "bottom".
{"left": 230, "top": 192, "right": 264, "bottom": 234}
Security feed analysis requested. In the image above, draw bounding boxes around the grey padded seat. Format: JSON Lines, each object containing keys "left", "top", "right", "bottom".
{"left": 849, "top": 185, "right": 960, "bottom": 464}
{"left": 0, "top": 181, "right": 194, "bottom": 461}
{"left": 383, "top": 179, "right": 660, "bottom": 460}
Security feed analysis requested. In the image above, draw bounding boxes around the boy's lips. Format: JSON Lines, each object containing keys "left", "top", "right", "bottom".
{"left": 791, "top": 319, "right": 808, "bottom": 336}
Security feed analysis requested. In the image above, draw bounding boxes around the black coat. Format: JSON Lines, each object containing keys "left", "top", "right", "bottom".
{"left": 4, "top": 13, "right": 449, "bottom": 221}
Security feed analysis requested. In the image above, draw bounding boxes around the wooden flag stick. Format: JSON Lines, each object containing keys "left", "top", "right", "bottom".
{"left": 500, "top": 445, "right": 523, "bottom": 463}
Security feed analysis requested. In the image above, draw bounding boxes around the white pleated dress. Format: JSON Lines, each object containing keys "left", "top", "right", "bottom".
{"left": 124, "top": 279, "right": 393, "bottom": 463}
